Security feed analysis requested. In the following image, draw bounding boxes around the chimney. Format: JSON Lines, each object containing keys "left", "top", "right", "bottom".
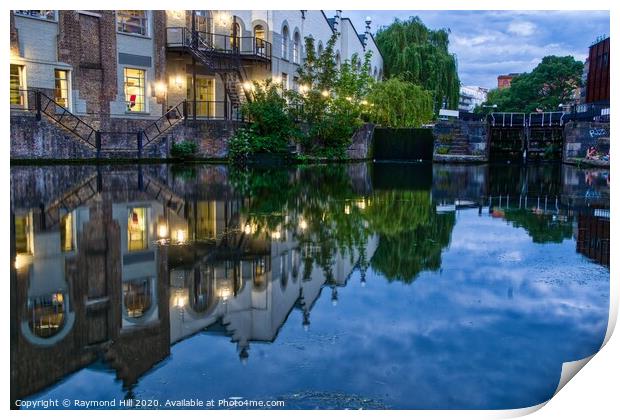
{"left": 333, "top": 10, "right": 342, "bottom": 33}
{"left": 364, "top": 16, "right": 372, "bottom": 47}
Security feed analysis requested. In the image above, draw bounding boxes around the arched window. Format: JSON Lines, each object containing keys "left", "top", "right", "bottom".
{"left": 317, "top": 41, "right": 324, "bottom": 56}
{"left": 195, "top": 11, "right": 213, "bottom": 47}
{"left": 230, "top": 22, "right": 241, "bottom": 51}
{"left": 373, "top": 66, "right": 378, "bottom": 79}
{"left": 293, "top": 32, "right": 300, "bottom": 63}
{"left": 281, "top": 25, "right": 289, "bottom": 60}
{"left": 254, "top": 24, "right": 266, "bottom": 55}
{"left": 335, "top": 52, "right": 341, "bottom": 68}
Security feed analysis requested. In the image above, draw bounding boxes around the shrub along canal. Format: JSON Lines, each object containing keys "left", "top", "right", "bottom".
{"left": 10, "top": 162, "right": 609, "bottom": 409}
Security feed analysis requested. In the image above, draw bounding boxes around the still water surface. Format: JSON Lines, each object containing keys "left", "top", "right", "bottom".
{"left": 10, "top": 163, "right": 609, "bottom": 409}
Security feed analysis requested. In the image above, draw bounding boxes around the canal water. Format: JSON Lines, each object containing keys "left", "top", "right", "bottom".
{"left": 10, "top": 162, "right": 609, "bottom": 409}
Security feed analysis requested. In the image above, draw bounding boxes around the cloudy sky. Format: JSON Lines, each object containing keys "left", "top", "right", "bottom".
{"left": 336, "top": 10, "right": 610, "bottom": 89}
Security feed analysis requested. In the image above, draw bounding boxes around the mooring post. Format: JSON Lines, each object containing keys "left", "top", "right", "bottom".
{"left": 95, "top": 131, "right": 102, "bottom": 159}
{"left": 137, "top": 131, "right": 143, "bottom": 159}
{"left": 35, "top": 91, "right": 42, "bottom": 121}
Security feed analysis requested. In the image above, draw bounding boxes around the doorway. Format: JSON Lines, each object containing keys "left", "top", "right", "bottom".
{"left": 187, "top": 76, "right": 215, "bottom": 118}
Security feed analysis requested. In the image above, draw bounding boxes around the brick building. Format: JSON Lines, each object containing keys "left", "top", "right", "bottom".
{"left": 10, "top": 10, "right": 383, "bottom": 127}
{"left": 497, "top": 73, "right": 520, "bottom": 89}
{"left": 585, "top": 36, "right": 610, "bottom": 104}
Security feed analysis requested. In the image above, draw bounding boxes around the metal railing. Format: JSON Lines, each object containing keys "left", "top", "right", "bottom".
{"left": 166, "top": 27, "right": 272, "bottom": 60}
{"left": 489, "top": 112, "right": 526, "bottom": 127}
{"left": 142, "top": 100, "right": 186, "bottom": 147}
{"left": 185, "top": 100, "right": 244, "bottom": 122}
{"left": 12, "top": 89, "right": 98, "bottom": 148}
{"left": 528, "top": 112, "right": 566, "bottom": 127}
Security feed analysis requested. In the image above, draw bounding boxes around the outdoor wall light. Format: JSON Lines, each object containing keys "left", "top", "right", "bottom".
{"left": 174, "top": 75, "right": 183, "bottom": 89}
{"left": 157, "top": 222, "right": 169, "bottom": 239}
{"left": 175, "top": 229, "right": 187, "bottom": 244}
{"left": 154, "top": 81, "right": 167, "bottom": 98}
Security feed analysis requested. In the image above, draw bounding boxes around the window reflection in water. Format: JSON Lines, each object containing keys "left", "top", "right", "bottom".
{"left": 128, "top": 207, "right": 148, "bottom": 251}
{"left": 60, "top": 212, "right": 74, "bottom": 252}
{"left": 122, "top": 278, "right": 153, "bottom": 319}
{"left": 28, "top": 293, "right": 66, "bottom": 338}
{"left": 253, "top": 256, "right": 270, "bottom": 291}
{"left": 14, "top": 213, "right": 32, "bottom": 255}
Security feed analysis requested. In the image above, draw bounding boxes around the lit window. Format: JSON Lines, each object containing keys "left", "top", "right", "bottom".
{"left": 123, "top": 278, "right": 152, "bottom": 318}
{"left": 117, "top": 10, "right": 148, "bottom": 36}
{"left": 60, "top": 212, "right": 74, "bottom": 252}
{"left": 54, "top": 69, "right": 70, "bottom": 109}
{"left": 14, "top": 214, "right": 32, "bottom": 254}
{"left": 230, "top": 22, "right": 241, "bottom": 50}
{"left": 128, "top": 207, "right": 148, "bottom": 251}
{"left": 10, "top": 64, "right": 25, "bottom": 107}
{"left": 124, "top": 68, "right": 146, "bottom": 112}
{"left": 28, "top": 294, "right": 66, "bottom": 338}
{"left": 15, "top": 10, "right": 57, "bottom": 21}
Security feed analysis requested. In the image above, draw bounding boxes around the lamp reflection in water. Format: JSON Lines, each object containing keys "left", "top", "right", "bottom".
{"left": 157, "top": 217, "right": 169, "bottom": 244}
{"left": 174, "top": 229, "right": 187, "bottom": 244}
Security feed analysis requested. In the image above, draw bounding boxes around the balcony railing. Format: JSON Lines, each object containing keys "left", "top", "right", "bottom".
{"left": 166, "top": 27, "right": 272, "bottom": 61}
{"left": 185, "top": 100, "right": 245, "bottom": 122}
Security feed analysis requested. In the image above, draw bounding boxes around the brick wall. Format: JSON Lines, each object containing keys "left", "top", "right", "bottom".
{"left": 57, "top": 11, "right": 118, "bottom": 124}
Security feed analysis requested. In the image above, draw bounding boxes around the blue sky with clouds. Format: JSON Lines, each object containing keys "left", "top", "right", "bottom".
{"left": 336, "top": 10, "right": 610, "bottom": 89}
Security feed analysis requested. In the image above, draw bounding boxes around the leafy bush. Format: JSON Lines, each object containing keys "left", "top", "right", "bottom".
{"left": 229, "top": 80, "right": 297, "bottom": 163}
{"left": 170, "top": 140, "right": 198, "bottom": 159}
{"left": 435, "top": 145, "right": 450, "bottom": 154}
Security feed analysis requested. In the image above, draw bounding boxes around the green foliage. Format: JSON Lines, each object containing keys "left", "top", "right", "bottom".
{"left": 170, "top": 140, "right": 197, "bottom": 159}
{"left": 367, "top": 77, "right": 434, "bottom": 127}
{"left": 375, "top": 16, "right": 460, "bottom": 110}
{"left": 229, "top": 80, "right": 297, "bottom": 162}
{"left": 502, "top": 209, "right": 573, "bottom": 243}
{"left": 479, "top": 56, "right": 583, "bottom": 113}
{"left": 290, "top": 34, "right": 376, "bottom": 158}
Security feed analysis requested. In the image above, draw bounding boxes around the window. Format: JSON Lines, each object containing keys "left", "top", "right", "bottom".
{"left": 15, "top": 10, "right": 57, "bottom": 21}
{"left": 124, "top": 68, "right": 146, "bottom": 112}
{"left": 254, "top": 25, "right": 266, "bottom": 55}
{"left": 128, "top": 207, "right": 148, "bottom": 251}
{"left": 60, "top": 212, "right": 74, "bottom": 252}
{"left": 123, "top": 278, "right": 153, "bottom": 319}
{"left": 116, "top": 10, "right": 148, "bottom": 36}
{"left": 281, "top": 26, "right": 289, "bottom": 59}
{"left": 282, "top": 73, "right": 288, "bottom": 90}
{"left": 230, "top": 22, "right": 241, "bottom": 50}
{"left": 14, "top": 214, "right": 32, "bottom": 255}
{"left": 317, "top": 42, "right": 324, "bottom": 56}
{"left": 293, "top": 32, "right": 300, "bottom": 63}
{"left": 10, "top": 64, "right": 25, "bottom": 107}
{"left": 54, "top": 69, "right": 70, "bottom": 109}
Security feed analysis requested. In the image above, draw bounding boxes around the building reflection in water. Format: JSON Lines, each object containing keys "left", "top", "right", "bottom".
{"left": 10, "top": 162, "right": 609, "bottom": 405}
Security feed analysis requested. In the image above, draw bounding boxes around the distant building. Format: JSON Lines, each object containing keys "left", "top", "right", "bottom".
{"left": 585, "top": 36, "right": 610, "bottom": 103}
{"left": 458, "top": 85, "right": 488, "bottom": 112}
{"left": 497, "top": 73, "right": 520, "bottom": 89}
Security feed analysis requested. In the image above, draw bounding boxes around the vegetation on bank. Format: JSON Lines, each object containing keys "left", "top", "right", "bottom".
{"left": 477, "top": 55, "right": 584, "bottom": 113}
{"left": 375, "top": 16, "right": 461, "bottom": 110}
{"left": 229, "top": 32, "right": 437, "bottom": 163}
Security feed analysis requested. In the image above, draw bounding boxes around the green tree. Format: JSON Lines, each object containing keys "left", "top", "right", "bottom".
{"left": 375, "top": 17, "right": 460, "bottom": 110}
{"left": 367, "top": 77, "right": 434, "bottom": 127}
{"left": 478, "top": 56, "right": 583, "bottom": 113}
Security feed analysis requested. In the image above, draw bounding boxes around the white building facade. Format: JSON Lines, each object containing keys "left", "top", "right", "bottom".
{"left": 458, "top": 85, "right": 489, "bottom": 113}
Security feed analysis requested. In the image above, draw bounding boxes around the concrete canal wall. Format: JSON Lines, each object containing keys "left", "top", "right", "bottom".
{"left": 432, "top": 120, "right": 488, "bottom": 162}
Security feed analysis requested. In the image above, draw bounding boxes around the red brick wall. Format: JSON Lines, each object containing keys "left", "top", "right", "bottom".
{"left": 586, "top": 37, "right": 610, "bottom": 103}
{"left": 57, "top": 11, "right": 118, "bottom": 127}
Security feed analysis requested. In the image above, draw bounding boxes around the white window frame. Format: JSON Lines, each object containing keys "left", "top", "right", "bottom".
{"left": 14, "top": 10, "right": 58, "bottom": 22}
{"left": 124, "top": 67, "right": 148, "bottom": 113}
{"left": 116, "top": 10, "right": 150, "bottom": 37}
{"left": 54, "top": 69, "right": 71, "bottom": 111}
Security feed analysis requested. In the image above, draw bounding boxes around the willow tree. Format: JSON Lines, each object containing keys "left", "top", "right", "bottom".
{"left": 367, "top": 77, "right": 434, "bottom": 127}
{"left": 375, "top": 16, "right": 460, "bottom": 110}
